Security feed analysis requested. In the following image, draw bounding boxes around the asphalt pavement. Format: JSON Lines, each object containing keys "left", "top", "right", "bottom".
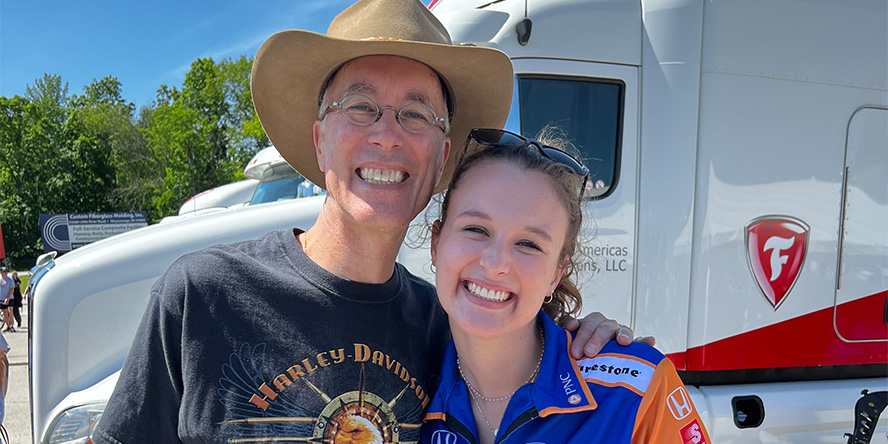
{"left": 3, "top": 301, "right": 32, "bottom": 443}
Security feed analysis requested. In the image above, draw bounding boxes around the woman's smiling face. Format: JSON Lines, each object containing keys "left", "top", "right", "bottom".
{"left": 431, "top": 159, "right": 569, "bottom": 339}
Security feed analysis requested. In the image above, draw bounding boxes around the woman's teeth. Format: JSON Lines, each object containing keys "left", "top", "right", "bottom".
{"left": 467, "top": 282, "right": 509, "bottom": 302}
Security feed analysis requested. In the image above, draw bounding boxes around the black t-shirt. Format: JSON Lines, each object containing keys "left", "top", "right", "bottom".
{"left": 94, "top": 229, "right": 450, "bottom": 443}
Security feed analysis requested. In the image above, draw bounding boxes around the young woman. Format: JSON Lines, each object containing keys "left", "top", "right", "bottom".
{"left": 422, "top": 129, "right": 711, "bottom": 444}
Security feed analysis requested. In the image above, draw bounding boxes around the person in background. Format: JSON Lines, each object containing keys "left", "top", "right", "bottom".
{"left": 10, "top": 273, "right": 21, "bottom": 330}
{"left": 423, "top": 129, "right": 710, "bottom": 443}
{"left": 0, "top": 269, "right": 13, "bottom": 333}
{"left": 93, "top": 1, "right": 645, "bottom": 442}
{"left": 0, "top": 330, "right": 8, "bottom": 424}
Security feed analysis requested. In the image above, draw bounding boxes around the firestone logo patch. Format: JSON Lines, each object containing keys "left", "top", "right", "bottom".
{"left": 745, "top": 216, "right": 809, "bottom": 310}
{"left": 578, "top": 355, "right": 655, "bottom": 394}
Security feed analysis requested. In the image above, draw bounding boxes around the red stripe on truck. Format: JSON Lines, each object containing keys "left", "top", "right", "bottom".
{"left": 668, "top": 291, "right": 887, "bottom": 371}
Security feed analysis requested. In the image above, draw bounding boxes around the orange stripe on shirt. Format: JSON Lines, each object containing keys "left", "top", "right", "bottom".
{"left": 423, "top": 412, "right": 446, "bottom": 422}
{"left": 565, "top": 330, "right": 599, "bottom": 408}
{"left": 538, "top": 403, "right": 597, "bottom": 417}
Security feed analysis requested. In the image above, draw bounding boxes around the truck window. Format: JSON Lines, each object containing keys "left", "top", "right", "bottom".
{"left": 250, "top": 163, "right": 324, "bottom": 205}
{"left": 517, "top": 76, "right": 624, "bottom": 199}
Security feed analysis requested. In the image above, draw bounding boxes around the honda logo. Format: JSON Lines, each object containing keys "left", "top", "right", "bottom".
{"left": 745, "top": 216, "right": 809, "bottom": 309}
{"left": 667, "top": 386, "right": 693, "bottom": 420}
{"left": 431, "top": 430, "right": 459, "bottom": 444}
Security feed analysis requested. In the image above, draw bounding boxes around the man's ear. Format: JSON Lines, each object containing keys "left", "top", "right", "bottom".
{"left": 434, "top": 137, "right": 451, "bottom": 186}
{"left": 313, "top": 120, "right": 326, "bottom": 173}
{"left": 430, "top": 220, "right": 443, "bottom": 267}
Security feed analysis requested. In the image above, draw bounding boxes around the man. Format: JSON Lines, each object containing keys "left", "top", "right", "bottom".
{"left": 0, "top": 268, "right": 13, "bottom": 333}
{"left": 94, "top": 0, "right": 642, "bottom": 442}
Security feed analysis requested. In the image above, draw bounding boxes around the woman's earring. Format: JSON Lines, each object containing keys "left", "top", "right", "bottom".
{"left": 543, "top": 293, "right": 553, "bottom": 304}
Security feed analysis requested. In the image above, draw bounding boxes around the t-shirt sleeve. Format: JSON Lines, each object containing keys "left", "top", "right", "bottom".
{"left": 92, "top": 266, "right": 187, "bottom": 444}
{"left": 631, "top": 358, "right": 712, "bottom": 444}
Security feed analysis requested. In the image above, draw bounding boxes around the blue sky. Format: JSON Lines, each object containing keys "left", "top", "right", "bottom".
{"left": 1, "top": 0, "right": 359, "bottom": 109}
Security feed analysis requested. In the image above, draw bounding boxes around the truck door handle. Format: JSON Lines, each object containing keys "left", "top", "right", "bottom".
{"left": 836, "top": 166, "right": 850, "bottom": 290}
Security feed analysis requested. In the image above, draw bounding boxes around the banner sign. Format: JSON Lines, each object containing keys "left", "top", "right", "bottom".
{"left": 39, "top": 212, "right": 148, "bottom": 253}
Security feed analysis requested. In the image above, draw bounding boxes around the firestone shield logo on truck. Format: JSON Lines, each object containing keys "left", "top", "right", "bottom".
{"left": 745, "top": 216, "right": 809, "bottom": 309}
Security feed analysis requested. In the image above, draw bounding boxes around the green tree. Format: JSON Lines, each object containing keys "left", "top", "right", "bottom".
{"left": 24, "top": 73, "right": 68, "bottom": 127}
{"left": 221, "top": 56, "right": 269, "bottom": 167}
{"left": 0, "top": 76, "right": 145, "bottom": 267}
{"left": 143, "top": 56, "right": 267, "bottom": 219}
{"left": 0, "top": 96, "right": 53, "bottom": 265}
{"left": 58, "top": 76, "right": 136, "bottom": 212}
{"left": 72, "top": 77, "right": 155, "bottom": 217}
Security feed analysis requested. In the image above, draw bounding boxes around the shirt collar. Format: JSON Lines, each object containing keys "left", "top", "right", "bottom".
{"left": 424, "top": 312, "right": 598, "bottom": 425}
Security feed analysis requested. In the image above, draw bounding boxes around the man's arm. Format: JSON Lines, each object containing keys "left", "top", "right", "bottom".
{"left": 562, "top": 312, "right": 656, "bottom": 359}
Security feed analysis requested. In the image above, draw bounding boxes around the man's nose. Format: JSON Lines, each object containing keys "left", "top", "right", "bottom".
{"left": 367, "top": 106, "right": 404, "bottom": 150}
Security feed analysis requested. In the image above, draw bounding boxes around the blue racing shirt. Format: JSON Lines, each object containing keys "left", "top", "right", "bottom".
{"left": 422, "top": 312, "right": 711, "bottom": 444}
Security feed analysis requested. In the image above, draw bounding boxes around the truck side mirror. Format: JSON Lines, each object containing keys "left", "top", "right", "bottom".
{"left": 516, "top": 18, "right": 532, "bottom": 46}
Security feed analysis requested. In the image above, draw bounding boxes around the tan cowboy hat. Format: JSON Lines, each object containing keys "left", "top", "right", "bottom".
{"left": 251, "top": 0, "right": 513, "bottom": 194}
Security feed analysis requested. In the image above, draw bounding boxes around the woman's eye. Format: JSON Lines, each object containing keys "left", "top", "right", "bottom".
{"left": 463, "top": 226, "right": 487, "bottom": 236}
{"left": 518, "top": 240, "right": 543, "bottom": 252}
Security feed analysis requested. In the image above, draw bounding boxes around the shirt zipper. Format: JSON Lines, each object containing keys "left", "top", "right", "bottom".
{"left": 495, "top": 407, "right": 539, "bottom": 443}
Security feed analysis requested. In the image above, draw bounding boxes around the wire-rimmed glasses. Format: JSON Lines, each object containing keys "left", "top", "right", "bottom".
{"left": 321, "top": 94, "right": 447, "bottom": 134}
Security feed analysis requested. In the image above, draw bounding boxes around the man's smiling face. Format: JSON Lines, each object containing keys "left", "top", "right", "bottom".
{"left": 313, "top": 55, "right": 451, "bottom": 234}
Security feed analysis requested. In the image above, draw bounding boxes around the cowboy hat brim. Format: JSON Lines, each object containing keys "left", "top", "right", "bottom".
{"left": 251, "top": 30, "right": 514, "bottom": 194}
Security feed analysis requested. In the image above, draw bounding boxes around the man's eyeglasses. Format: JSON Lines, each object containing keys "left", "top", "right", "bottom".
{"left": 466, "top": 128, "right": 590, "bottom": 198}
{"left": 321, "top": 94, "right": 447, "bottom": 134}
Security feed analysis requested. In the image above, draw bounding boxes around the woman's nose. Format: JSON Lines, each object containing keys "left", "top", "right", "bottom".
{"left": 479, "top": 242, "right": 509, "bottom": 276}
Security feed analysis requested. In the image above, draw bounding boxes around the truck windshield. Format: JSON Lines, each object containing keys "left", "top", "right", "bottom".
{"left": 249, "top": 163, "right": 325, "bottom": 205}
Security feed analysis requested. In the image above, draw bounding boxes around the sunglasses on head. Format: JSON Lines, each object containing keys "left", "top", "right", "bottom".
{"left": 465, "top": 128, "right": 590, "bottom": 199}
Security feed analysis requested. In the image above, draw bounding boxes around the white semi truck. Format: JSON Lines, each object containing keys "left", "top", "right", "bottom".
{"left": 29, "top": 0, "right": 887, "bottom": 443}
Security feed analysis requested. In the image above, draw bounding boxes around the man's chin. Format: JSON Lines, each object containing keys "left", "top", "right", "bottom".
{"left": 341, "top": 201, "right": 418, "bottom": 231}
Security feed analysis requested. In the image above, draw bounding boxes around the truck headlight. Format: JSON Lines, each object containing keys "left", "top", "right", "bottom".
{"left": 45, "top": 403, "right": 105, "bottom": 444}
